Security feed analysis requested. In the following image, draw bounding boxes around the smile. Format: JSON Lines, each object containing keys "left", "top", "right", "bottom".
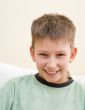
{"left": 44, "top": 70, "right": 60, "bottom": 77}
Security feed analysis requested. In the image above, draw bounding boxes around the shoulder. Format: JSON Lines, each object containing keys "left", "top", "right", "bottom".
{"left": 0, "top": 74, "right": 36, "bottom": 109}
{"left": 71, "top": 74, "right": 85, "bottom": 90}
{"left": 72, "top": 80, "right": 85, "bottom": 93}
{"left": 0, "top": 74, "right": 35, "bottom": 92}
{"left": 9, "top": 74, "right": 35, "bottom": 86}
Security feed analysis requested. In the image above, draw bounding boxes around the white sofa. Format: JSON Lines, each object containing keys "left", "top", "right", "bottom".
{"left": 0, "top": 63, "right": 85, "bottom": 88}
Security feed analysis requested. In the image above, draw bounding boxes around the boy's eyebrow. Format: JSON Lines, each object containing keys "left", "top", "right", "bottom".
{"left": 37, "top": 50, "right": 67, "bottom": 53}
{"left": 37, "top": 50, "right": 49, "bottom": 53}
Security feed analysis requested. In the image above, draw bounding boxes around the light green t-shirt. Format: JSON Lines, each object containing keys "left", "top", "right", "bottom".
{"left": 0, "top": 74, "right": 85, "bottom": 110}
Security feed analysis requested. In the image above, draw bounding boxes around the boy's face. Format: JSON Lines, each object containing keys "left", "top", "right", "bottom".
{"left": 30, "top": 38, "right": 77, "bottom": 84}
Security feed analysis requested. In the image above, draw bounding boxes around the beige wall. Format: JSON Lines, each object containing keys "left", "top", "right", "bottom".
{"left": 0, "top": 0, "right": 85, "bottom": 75}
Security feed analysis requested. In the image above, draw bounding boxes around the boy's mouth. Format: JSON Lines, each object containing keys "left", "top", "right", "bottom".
{"left": 44, "top": 69, "right": 60, "bottom": 77}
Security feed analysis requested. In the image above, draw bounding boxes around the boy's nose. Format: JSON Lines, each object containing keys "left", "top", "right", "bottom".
{"left": 46, "top": 57, "right": 58, "bottom": 70}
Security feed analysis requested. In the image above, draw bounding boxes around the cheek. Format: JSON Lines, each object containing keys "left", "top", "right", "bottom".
{"left": 59, "top": 58, "right": 70, "bottom": 68}
{"left": 35, "top": 58, "right": 46, "bottom": 68}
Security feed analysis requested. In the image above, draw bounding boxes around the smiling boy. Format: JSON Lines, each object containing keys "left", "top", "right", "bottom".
{"left": 30, "top": 13, "right": 77, "bottom": 84}
{"left": 0, "top": 13, "right": 85, "bottom": 110}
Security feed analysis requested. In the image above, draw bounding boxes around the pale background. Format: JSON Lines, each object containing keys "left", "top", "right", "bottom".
{"left": 0, "top": 0, "right": 85, "bottom": 75}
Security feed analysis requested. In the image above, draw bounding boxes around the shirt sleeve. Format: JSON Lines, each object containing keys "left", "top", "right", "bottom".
{"left": 0, "top": 80, "right": 15, "bottom": 110}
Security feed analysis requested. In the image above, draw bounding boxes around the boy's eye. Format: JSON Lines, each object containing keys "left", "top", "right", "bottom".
{"left": 38, "top": 53, "right": 48, "bottom": 57}
{"left": 57, "top": 53, "right": 65, "bottom": 57}
{"left": 58, "top": 54, "right": 64, "bottom": 56}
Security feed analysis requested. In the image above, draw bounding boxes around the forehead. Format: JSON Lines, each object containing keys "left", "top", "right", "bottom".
{"left": 34, "top": 38, "right": 70, "bottom": 52}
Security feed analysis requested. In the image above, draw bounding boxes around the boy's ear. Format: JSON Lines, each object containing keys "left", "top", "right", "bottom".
{"left": 30, "top": 46, "right": 35, "bottom": 62}
{"left": 70, "top": 47, "right": 77, "bottom": 63}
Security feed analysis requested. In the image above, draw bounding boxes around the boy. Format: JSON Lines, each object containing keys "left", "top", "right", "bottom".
{"left": 0, "top": 13, "right": 84, "bottom": 110}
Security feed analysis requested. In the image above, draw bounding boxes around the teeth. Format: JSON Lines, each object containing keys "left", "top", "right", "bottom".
{"left": 44, "top": 69, "right": 60, "bottom": 75}
{"left": 45, "top": 70, "right": 56, "bottom": 74}
{"left": 47, "top": 72, "right": 56, "bottom": 74}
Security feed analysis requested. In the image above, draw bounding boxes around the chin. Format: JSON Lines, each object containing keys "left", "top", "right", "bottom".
{"left": 45, "top": 77, "right": 60, "bottom": 83}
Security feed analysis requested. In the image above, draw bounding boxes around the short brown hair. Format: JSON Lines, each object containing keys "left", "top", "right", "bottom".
{"left": 31, "top": 13, "right": 76, "bottom": 48}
